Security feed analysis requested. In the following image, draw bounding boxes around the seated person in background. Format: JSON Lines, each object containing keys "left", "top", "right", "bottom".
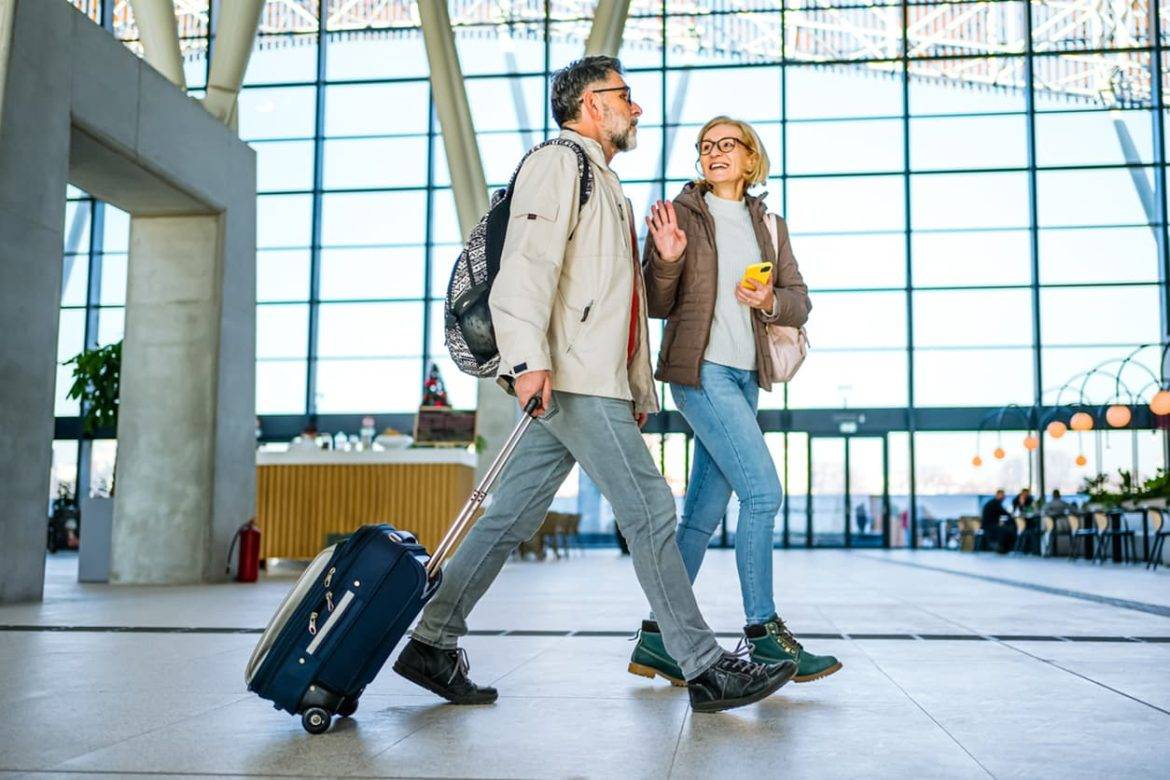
{"left": 981, "top": 490, "right": 1011, "bottom": 550}
{"left": 1012, "top": 488, "right": 1033, "bottom": 515}
{"left": 1045, "top": 489, "right": 1072, "bottom": 515}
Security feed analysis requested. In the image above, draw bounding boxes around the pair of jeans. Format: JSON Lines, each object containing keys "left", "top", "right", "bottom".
{"left": 671, "top": 361, "right": 782, "bottom": 625}
{"left": 412, "top": 390, "right": 725, "bottom": 680}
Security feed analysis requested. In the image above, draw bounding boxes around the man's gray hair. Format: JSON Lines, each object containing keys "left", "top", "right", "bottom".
{"left": 550, "top": 55, "right": 624, "bottom": 128}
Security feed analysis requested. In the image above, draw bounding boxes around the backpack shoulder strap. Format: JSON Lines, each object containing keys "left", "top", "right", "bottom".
{"left": 505, "top": 138, "right": 594, "bottom": 212}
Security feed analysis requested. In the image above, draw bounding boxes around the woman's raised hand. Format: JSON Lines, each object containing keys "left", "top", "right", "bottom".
{"left": 645, "top": 200, "right": 687, "bottom": 263}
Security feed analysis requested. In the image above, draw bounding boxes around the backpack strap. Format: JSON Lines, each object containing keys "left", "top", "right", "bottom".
{"left": 505, "top": 138, "right": 594, "bottom": 211}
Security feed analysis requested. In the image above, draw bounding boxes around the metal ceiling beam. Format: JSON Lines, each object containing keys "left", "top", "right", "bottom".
{"left": 128, "top": 0, "right": 186, "bottom": 87}
{"left": 202, "top": 0, "right": 266, "bottom": 125}
{"left": 584, "top": 0, "right": 630, "bottom": 57}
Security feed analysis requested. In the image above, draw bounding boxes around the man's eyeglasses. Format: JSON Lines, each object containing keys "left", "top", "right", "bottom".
{"left": 586, "top": 85, "right": 633, "bottom": 105}
{"left": 697, "top": 137, "right": 747, "bottom": 156}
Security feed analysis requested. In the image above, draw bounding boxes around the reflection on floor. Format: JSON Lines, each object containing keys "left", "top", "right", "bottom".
{"left": 1, "top": 549, "right": 1168, "bottom": 778}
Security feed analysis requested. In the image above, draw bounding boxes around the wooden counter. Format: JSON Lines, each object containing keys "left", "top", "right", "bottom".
{"left": 256, "top": 448, "right": 477, "bottom": 560}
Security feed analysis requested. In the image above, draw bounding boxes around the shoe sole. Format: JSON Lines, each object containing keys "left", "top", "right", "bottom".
{"left": 628, "top": 661, "right": 686, "bottom": 687}
{"left": 392, "top": 660, "right": 498, "bottom": 705}
{"left": 794, "top": 661, "right": 843, "bottom": 683}
{"left": 690, "top": 663, "right": 798, "bottom": 714}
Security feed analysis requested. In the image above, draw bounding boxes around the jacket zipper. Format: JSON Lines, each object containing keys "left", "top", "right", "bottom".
{"left": 306, "top": 590, "right": 355, "bottom": 655}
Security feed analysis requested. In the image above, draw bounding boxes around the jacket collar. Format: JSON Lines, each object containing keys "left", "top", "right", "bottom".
{"left": 558, "top": 128, "right": 612, "bottom": 173}
{"left": 673, "top": 180, "right": 768, "bottom": 220}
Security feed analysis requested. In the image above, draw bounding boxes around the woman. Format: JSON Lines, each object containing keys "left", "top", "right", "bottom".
{"left": 627, "top": 116, "right": 841, "bottom": 686}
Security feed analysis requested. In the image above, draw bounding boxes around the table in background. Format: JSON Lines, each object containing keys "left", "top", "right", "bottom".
{"left": 256, "top": 448, "right": 476, "bottom": 560}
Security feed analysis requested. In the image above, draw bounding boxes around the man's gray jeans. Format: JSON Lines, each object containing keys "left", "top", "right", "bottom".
{"left": 411, "top": 390, "right": 725, "bottom": 679}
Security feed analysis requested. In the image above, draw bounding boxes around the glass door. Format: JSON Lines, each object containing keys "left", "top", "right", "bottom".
{"left": 806, "top": 435, "right": 890, "bottom": 547}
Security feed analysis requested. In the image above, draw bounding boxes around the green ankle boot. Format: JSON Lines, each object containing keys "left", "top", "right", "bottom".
{"left": 627, "top": 620, "right": 686, "bottom": 687}
{"left": 745, "top": 615, "right": 842, "bottom": 683}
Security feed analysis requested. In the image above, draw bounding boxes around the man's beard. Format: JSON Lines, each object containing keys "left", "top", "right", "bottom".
{"left": 604, "top": 108, "right": 638, "bottom": 152}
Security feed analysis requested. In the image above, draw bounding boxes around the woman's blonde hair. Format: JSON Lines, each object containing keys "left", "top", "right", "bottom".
{"left": 694, "top": 115, "right": 770, "bottom": 188}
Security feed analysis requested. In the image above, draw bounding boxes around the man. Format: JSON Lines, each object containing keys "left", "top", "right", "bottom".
{"left": 980, "top": 489, "right": 1012, "bottom": 552}
{"left": 1012, "top": 488, "right": 1034, "bottom": 514}
{"left": 1045, "top": 489, "right": 1072, "bottom": 515}
{"left": 393, "top": 56, "right": 795, "bottom": 713}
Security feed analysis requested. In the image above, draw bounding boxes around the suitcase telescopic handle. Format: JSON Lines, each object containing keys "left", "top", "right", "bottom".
{"left": 425, "top": 396, "right": 542, "bottom": 578}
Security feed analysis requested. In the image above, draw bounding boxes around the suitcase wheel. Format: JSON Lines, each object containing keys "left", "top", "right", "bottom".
{"left": 301, "top": 707, "right": 331, "bottom": 735}
{"left": 337, "top": 697, "right": 358, "bottom": 718}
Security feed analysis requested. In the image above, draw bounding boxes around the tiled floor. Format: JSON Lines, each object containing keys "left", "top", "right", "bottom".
{"left": 1, "top": 549, "right": 1168, "bottom": 779}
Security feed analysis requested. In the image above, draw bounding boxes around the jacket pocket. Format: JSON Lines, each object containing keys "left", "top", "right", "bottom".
{"left": 564, "top": 298, "right": 595, "bottom": 354}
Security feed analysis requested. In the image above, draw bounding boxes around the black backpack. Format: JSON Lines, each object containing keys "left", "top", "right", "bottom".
{"left": 444, "top": 139, "right": 594, "bottom": 377}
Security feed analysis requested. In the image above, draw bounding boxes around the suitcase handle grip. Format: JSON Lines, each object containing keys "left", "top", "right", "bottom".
{"left": 424, "top": 397, "right": 540, "bottom": 578}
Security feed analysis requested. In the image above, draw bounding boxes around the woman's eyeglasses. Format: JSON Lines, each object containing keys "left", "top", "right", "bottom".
{"left": 697, "top": 137, "right": 747, "bottom": 156}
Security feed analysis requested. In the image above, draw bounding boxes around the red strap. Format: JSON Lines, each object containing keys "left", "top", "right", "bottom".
{"left": 627, "top": 214, "right": 639, "bottom": 363}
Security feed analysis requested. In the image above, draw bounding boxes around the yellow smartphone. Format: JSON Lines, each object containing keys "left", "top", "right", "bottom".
{"left": 742, "top": 261, "right": 772, "bottom": 288}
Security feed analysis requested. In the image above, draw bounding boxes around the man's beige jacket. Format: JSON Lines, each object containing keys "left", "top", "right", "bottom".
{"left": 489, "top": 129, "right": 659, "bottom": 414}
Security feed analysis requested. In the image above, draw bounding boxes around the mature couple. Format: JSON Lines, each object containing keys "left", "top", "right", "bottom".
{"left": 393, "top": 56, "right": 839, "bottom": 714}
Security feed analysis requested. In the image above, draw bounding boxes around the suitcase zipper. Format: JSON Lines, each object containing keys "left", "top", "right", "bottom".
{"left": 306, "top": 589, "right": 355, "bottom": 655}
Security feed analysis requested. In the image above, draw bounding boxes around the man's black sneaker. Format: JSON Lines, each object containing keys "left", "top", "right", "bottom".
{"left": 392, "top": 638, "right": 498, "bottom": 705}
{"left": 687, "top": 652, "right": 797, "bottom": 713}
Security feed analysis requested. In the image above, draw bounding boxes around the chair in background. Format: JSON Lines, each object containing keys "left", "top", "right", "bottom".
{"left": 1146, "top": 509, "right": 1166, "bottom": 571}
{"left": 1011, "top": 517, "right": 1028, "bottom": 553}
{"left": 1069, "top": 513, "right": 1096, "bottom": 562}
{"left": 552, "top": 512, "right": 583, "bottom": 557}
{"left": 516, "top": 514, "right": 562, "bottom": 561}
{"left": 1092, "top": 511, "right": 1137, "bottom": 564}
{"left": 957, "top": 516, "right": 983, "bottom": 552}
{"left": 1041, "top": 515, "right": 1065, "bottom": 557}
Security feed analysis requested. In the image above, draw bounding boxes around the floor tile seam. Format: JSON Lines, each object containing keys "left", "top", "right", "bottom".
{"left": 860, "top": 555, "right": 1170, "bottom": 618}
{"left": 896, "top": 598, "right": 1170, "bottom": 716}
{"left": 38, "top": 693, "right": 253, "bottom": 774}
{"left": 665, "top": 705, "right": 690, "bottom": 780}
{"left": 483, "top": 635, "right": 571, "bottom": 689}
{"left": 851, "top": 640, "right": 998, "bottom": 780}
{"left": 2, "top": 771, "right": 288, "bottom": 778}
{"left": 994, "top": 640, "right": 1170, "bottom": 717}
{"left": 355, "top": 694, "right": 477, "bottom": 767}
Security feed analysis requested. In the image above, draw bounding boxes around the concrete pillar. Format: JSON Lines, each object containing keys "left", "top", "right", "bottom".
{"left": 202, "top": 0, "right": 265, "bottom": 125}
{"left": 0, "top": 0, "right": 72, "bottom": 603}
{"left": 417, "top": 0, "right": 515, "bottom": 478}
{"left": 129, "top": 0, "right": 185, "bottom": 87}
{"left": 0, "top": 0, "right": 255, "bottom": 599}
{"left": 585, "top": 0, "right": 632, "bottom": 57}
{"left": 110, "top": 216, "right": 221, "bottom": 583}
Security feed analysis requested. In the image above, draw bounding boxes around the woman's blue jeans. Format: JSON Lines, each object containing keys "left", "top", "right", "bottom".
{"left": 670, "top": 361, "right": 782, "bottom": 625}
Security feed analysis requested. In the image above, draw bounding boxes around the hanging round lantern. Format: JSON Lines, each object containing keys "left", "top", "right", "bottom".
{"left": 993, "top": 447, "right": 1006, "bottom": 460}
{"left": 1023, "top": 434, "right": 1039, "bottom": 451}
{"left": 1046, "top": 420, "right": 1067, "bottom": 439}
{"left": 1069, "top": 411, "right": 1094, "bottom": 432}
{"left": 1075, "top": 454, "right": 1087, "bottom": 467}
{"left": 1151, "top": 389, "right": 1170, "bottom": 416}
{"left": 1105, "top": 405, "right": 1131, "bottom": 428}
{"left": 972, "top": 455, "right": 983, "bottom": 467}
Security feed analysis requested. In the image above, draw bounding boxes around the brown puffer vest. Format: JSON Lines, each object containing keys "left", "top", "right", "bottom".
{"left": 641, "top": 181, "right": 811, "bottom": 391}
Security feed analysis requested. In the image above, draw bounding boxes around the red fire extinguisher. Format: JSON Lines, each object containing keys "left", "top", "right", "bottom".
{"left": 228, "top": 518, "right": 261, "bottom": 583}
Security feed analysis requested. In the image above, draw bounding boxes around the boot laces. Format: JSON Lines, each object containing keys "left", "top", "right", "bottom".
{"left": 769, "top": 618, "right": 803, "bottom": 654}
{"left": 446, "top": 647, "right": 471, "bottom": 686}
{"left": 722, "top": 643, "right": 763, "bottom": 677}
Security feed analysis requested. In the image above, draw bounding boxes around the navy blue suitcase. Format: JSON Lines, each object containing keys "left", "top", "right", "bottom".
{"left": 245, "top": 400, "right": 537, "bottom": 734}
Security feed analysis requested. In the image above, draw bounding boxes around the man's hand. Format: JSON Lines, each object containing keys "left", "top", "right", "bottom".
{"left": 635, "top": 411, "right": 648, "bottom": 428}
{"left": 645, "top": 200, "right": 687, "bottom": 263}
{"left": 514, "top": 369, "right": 552, "bottom": 416}
{"left": 735, "top": 278, "right": 775, "bottom": 312}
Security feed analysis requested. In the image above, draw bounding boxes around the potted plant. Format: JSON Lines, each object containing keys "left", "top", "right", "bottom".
{"left": 1138, "top": 469, "right": 1169, "bottom": 508}
{"left": 1079, "top": 472, "right": 1120, "bottom": 510}
{"left": 62, "top": 340, "right": 121, "bottom": 582}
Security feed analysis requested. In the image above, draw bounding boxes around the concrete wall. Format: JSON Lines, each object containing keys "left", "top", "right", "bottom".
{"left": 0, "top": 0, "right": 256, "bottom": 600}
